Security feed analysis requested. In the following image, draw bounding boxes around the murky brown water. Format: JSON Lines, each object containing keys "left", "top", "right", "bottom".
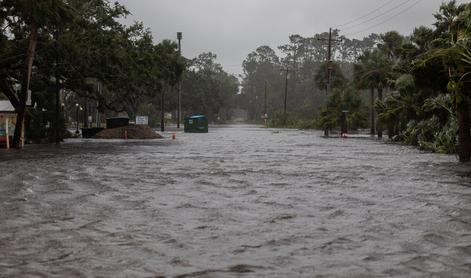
{"left": 1, "top": 125, "right": 471, "bottom": 277}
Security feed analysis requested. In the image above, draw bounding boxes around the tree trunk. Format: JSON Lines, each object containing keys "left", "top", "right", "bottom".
{"left": 377, "top": 87, "right": 383, "bottom": 139}
{"left": 13, "top": 17, "right": 39, "bottom": 148}
{"left": 370, "top": 87, "right": 375, "bottom": 136}
{"left": 457, "top": 95, "right": 471, "bottom": 162}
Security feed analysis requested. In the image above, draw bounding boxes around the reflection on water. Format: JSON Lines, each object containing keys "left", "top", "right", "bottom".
{"left": 1, "top": 126, "right": 471, "bottom": 277}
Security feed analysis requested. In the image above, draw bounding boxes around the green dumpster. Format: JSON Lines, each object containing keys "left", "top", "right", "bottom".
{"left": 184, "top": 115, "right": 208, "bottom": 133}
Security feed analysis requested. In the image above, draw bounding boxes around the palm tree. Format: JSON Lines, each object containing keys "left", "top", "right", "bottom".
{"left": 319, "top": 86, "right": 366, "bottom": 134}
{"left": 354, "top": 49, "right": 392, "bottom": 138}
{"left": 314, "top": 62, "right": 348, "bottom": 136}
{"left": 376, "top": 74, "right": 419, "bottom": 139}
{"left": 417, "top": 2, "right": 471, "bottom": 162}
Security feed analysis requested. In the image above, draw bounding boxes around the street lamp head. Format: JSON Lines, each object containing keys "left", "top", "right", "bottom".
{"left": 177, "top": 32, "right": 182, "bottom": 40}
{"left": 75, "top": 103, "right": 79, "bottom": 107}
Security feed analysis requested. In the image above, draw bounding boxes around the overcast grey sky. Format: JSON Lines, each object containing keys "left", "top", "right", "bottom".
{"left": 116, "top": 0, "right": 468, "bottom": 75}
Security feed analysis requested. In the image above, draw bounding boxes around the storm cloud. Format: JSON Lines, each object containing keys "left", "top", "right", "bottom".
{"left": 117, "top": 0, "right": 465, "bottom": 75}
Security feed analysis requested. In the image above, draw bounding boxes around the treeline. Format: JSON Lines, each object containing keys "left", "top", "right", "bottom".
{"left": 240, "top": 30, "right": 379, "bottom": 126}
{"left": 241, "top": 1, "right": 471, "bottom": 162}
{"left": 182, "top": 53, "right": 239, "bottom": 122}
{"left": 0, "top": 0, "right": 239, "bottom": 147}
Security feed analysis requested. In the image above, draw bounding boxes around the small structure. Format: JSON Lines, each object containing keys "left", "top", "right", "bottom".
{"left": 184, "top": 115, "right": 208, "bottom": 133}
{"left": 0, "top": 100, "right": 16, "bottom": 149}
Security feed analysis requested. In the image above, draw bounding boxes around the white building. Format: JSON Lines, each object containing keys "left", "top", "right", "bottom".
{"left": 0, "top": 100, "right": 16, "bottom": 149}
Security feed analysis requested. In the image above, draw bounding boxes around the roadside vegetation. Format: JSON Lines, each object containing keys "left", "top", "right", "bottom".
{"left": 1, "top": 1, "right": 471, "bottom": 162}
{"left": 241, "top": 1, "right": 471, "bottom": 162}
{"left": 0, "top": 0, "right": 239, "bottom": 147}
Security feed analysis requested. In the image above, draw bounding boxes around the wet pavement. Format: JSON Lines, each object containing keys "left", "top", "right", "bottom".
{"left": 1, "top": 125, "right": 471, "bottom": 277}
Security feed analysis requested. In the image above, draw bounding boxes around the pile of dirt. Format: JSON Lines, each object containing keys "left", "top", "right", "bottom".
{"left": 93, "top": 125, "right": 163, "bottom": 139}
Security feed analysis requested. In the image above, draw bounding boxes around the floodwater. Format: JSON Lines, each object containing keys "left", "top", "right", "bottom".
{"left": 1, "top": 125, "right": 471, "bottom": 277}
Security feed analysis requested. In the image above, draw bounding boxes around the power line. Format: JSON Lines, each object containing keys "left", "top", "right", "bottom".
{"left": 342, "top": 0, "right": 425, "bottom": 38}
{"left": 340, "top": 0, "right": 415, "bottom": 32}
{"left": 333, "top": 0, "right": 397, "bottom": 28}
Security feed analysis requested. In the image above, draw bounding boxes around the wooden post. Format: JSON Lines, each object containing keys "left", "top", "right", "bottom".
{"left": 5, "top": 117, "right": 9, "bottom": 150}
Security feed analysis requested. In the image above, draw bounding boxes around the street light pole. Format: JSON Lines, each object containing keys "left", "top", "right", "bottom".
{"left": 75, "top": 103, "right": 79, "bottom": 135}
{"left": 55, "top": 78, "right": 63, "bottom": 144}
{"left": 54, "top": 76, "right": 61, "bottom": 144}
{"left": 177, "top": 32, "right": 182, "bottom": 129}
{"left": 161, "top": 88, "right": 165, "bottom": 132}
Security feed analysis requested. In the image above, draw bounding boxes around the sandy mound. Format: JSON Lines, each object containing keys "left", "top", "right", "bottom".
{"left": 94, "top": 125, "right": 163, "bottom": 139}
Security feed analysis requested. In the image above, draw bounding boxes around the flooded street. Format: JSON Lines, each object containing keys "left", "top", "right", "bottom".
{"left": 1, "top": 125, "right": 471, "bottom": 277}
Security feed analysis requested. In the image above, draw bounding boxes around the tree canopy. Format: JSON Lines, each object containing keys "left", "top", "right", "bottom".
{"left": 1, "top": 0, "right": 241, "bottom": 144}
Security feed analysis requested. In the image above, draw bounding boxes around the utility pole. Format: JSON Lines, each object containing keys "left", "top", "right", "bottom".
{"left": 282, "top": 67, "right": 290, "bottom": 124}
{"left": 327, "top": 28, "right": 333, "bottom": 94}
{"left": 264, "top": 80, "right": 268, "bottom": 116}
{"left": 83, "top": 98, "right": 88, "bottom": 129}
{"left": 262, "top": 80, "right": 268, "bottom": 126}
{"left": 318, "top": 28, "right": 341, "bottom": 136}
{"left": 55, "top": 78, "right": 62, "bottom": 144}
{"left": 177, "top": 32, "right": 182, "bottom": 129}
{"left": 53, "top": 29, "right": 61, "bottom": 145}
{"left": 317, "top": 28, "right": 341, "bottom": 94}
{"left": 326, "top": 28, "right": 333, "bottom": 137}
{"left": 96, "top": 81, "right": 101, "bottom": 128}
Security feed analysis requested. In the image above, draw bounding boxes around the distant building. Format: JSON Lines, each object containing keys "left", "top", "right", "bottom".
{"left": 0, "top": 100, "right": 16, "bottom": 148}
{"left": 0, "top": 100, "right": 14, "bottom": 112}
